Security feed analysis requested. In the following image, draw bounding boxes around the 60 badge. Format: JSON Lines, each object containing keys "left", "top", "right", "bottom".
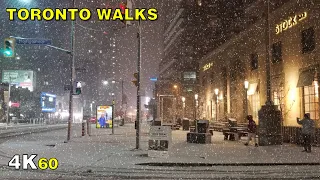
{"left": 8, "top": 154, "right": 59, "bottom": 170}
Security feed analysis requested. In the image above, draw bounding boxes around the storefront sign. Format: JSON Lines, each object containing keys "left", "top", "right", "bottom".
{"left": 275, "top": 12, "right": 307, "bottom": 35}
{"left": 202, "top": 62, "right": 213, "bottom": 72}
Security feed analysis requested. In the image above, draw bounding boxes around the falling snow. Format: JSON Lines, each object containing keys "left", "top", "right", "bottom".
{"left": 0, "top": 0, "right": 319, "bottom": 179}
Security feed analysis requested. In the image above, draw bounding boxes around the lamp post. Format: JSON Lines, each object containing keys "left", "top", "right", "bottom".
{"left": 6, "top": 81, "right": 12, "bottom": 127}
{"left": 102, "top": 79, "right": 117, "bottom": 134}
{"left": 182, "top": 97, "right": 185, "bottom": 118}
{"left": 194, "top": 94, "right": 198, "bottom": 132}
{"left": 194, "top": 94, "right": 198, "bottom": 120}
{"left": 244, "top": 80, "right": 249, "bottom": 121}
{"left": 90, "top": 101, "right": 95, "bottom": 117}
{"left": 214, "top": 88, "right": 219, "bottom": 122}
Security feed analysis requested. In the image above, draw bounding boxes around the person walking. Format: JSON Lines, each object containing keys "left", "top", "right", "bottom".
{"left": 244, "top": 115, "right": 258, "bottom": 147}
{"left": 297, "top": 113, "right": 315, "bottom": 153}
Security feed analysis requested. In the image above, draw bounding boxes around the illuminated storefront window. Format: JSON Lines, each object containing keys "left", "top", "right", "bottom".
{"left": 273, "top": 87, "right": 285, "bottom": 116}
{"left": 303, "top": 83, "right": 319, "bottom": 120}
{"left": 247, "top": 83, "right": 259, "bottom": 120}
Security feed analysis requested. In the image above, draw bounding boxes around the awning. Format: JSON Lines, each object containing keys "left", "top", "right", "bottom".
{"left": 296, "top": 69, "right": 316, "bottom": 87}
{"left": 247, "top": 83, "right": 258, "bottom": 96}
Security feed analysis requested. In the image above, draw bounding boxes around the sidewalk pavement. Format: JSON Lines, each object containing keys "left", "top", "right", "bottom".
{"left": 0, "top": 122, "right": 319, "bottom": 178}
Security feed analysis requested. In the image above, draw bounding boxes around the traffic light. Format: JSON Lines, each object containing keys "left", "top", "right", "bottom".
{"left": 4, "top": 38, "right": 15, "bottom": 58}
{"left": 132, "top": 73, "right": 138, "bottom": 87}
{"left": 119, "top": 2, "right": 126, "bottom": 25}
{"left": 119, "top": 0, "right": 132, "bottom": 25}
{"left": 75, "top": 82, "right": 82, "bottom": 95}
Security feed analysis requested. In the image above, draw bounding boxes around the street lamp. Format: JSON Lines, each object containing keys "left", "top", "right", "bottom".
{"left": 194, "top": 93, "right": 198, "bottom": 120}
{"left": 214, "top": 88, "right": 219, "bottom": 121}
{"left": 90, "top": 101, "right": 95, "bottom": 117}
{"left": 173, "top": 85, "right": 178, "bottom": 89}
{"left": 182, "top": 97, "right": 185, "bottom": 118}
{"left": 103, "top": 79, "right": 116, "bottom": 134}
{"left": 244, "top": 80, "right": 249, "bottom": 121}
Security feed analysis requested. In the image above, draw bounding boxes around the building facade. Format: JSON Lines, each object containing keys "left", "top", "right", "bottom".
{"left": 199, "top": 0, "right": 319, "bottom": 128}
{"left": 157, "top": 0, "right": 256, "bottom": 122}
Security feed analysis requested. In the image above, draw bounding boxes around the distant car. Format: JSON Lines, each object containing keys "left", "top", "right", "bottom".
{"left": 89, "top": 117, "right": 97, "bottom": 124}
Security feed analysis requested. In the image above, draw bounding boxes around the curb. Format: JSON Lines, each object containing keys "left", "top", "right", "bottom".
{"left": 136, "top": 162, "right": 320, "bottom": 167}
{"left": 0, "top": 125, "right": 68, "bottom": 139}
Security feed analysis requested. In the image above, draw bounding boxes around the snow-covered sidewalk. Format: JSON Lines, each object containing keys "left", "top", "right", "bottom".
{"left": 0, "top": 123, "right": 67, "bottom": 138}
{"left": 0, "top": 123, "right": 318, "bottom": 179}
{"left": 0, "top": 123, "right": 319, "bottom": 171}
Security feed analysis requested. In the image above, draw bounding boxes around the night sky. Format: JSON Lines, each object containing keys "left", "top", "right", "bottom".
{"left": 0, "top": 0, "right": 177, "bottom": 109}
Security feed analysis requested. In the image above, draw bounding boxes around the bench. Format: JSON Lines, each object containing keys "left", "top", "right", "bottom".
{"left": 224, "top": 131, "right": 239, "bottom": 141}
{"left": 223, "top": 131, "right": 248, "bottom": 141}
{"left": 172, "top": 124, "right": 180, "bottom": 130}
{"left": 190, "top": 126, "right": 196, "bottom": 132}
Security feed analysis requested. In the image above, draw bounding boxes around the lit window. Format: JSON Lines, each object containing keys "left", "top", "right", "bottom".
{"left": 303, "top": 84, "right": 319, "bottom": 120}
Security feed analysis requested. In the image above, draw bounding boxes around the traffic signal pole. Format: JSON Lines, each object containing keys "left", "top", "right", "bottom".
{"left": 67, "top": 0, "right": 76, "bottom": 142}
{"left": 6, "top": 78, "right": 11, "bottom": 128}
{"left": 136, "top": 20, "right": 141, "bottom": 149}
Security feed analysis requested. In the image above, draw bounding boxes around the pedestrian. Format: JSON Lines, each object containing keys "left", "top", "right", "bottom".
{"left": 244, "top": 115, "right": 258, "bottom": 147}
{"left": 297, "top": 113, "right": 315, "bottom": 153}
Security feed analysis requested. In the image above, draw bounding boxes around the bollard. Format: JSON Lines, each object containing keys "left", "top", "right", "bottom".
{"left": 82, "top": 122, "right": 86, "bottom": 136}
{"left": 86, "top": 119, "right": 90, "bottom": 136}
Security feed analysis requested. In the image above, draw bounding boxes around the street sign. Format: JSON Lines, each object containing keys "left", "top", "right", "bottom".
{"left": 16, "top": 38, "right": 51, "bottom": 45}
{"left": 64, "top": 85, "right": 71, "bottom": 91}
{"left": 150, "top": 77, "right": 158, "bottom": 82}
{"left": 75, "top": 68, "right": 86, "bottom": 72}
{"left": 76, "top": 82, "right": 82, "bottom": 88}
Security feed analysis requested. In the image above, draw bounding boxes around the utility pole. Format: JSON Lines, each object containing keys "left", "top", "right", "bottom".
{"left": 121, "top": 80, "right": 124, "bottom": 106}
{"left": 112, "top": 99, "right": 115, "bottom": 134}
{"left": 6, "top": 78, "right": 11, "bottom": 128}
{"left": 67, "top": 0, "right": 76, "bottom": 141}
{"left": 258, "top": 0, "right": 282, "bottom": 146}
{"left": 136, "top": 20, "right": 141, "bottom": 149}
{"left": 265, "top": 0, "right": 272, "bottom": 105}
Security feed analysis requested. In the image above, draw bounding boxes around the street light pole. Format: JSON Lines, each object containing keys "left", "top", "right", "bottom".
{"left": 182, "top": 97, "right": 185, "bottom": 118}
{"left": 194, "top": 94, "right": 198, "bottom": 120}
{"left": 214, "top": 89, "right": 219, "bottom": 122}
{"left": 6, "top": 79, "right": 11, "bottom": 128}
{"left": 244, "top": 80, "right": 249, "bottom": 121}
{"left": 136, "top": 20, "right": 141, "bottom": 149}
{"left": 67, "top": 0, "right": 76, "bottom": 142}
{"left": 112, "top": 81, "right": 115, "bottom": 135}
{"left": 265, "top": 0, "right": 272, "bottom": 104}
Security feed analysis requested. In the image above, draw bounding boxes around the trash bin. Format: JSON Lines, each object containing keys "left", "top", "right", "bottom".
{"left": 182, "top": 119, "right": 189, "bottom": 131}
{"left": 119, "top": 118, "right": 124, "bottom": 126}
{"left": 197, "top": 120, "right": 209, "bottom": 133}
{"left": 154, "top": 120, "right": 161, "bottom": 126}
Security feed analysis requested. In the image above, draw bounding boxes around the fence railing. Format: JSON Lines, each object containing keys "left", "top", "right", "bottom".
{"left": 282, "top": 126, "right": 320, "bottom": 146}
